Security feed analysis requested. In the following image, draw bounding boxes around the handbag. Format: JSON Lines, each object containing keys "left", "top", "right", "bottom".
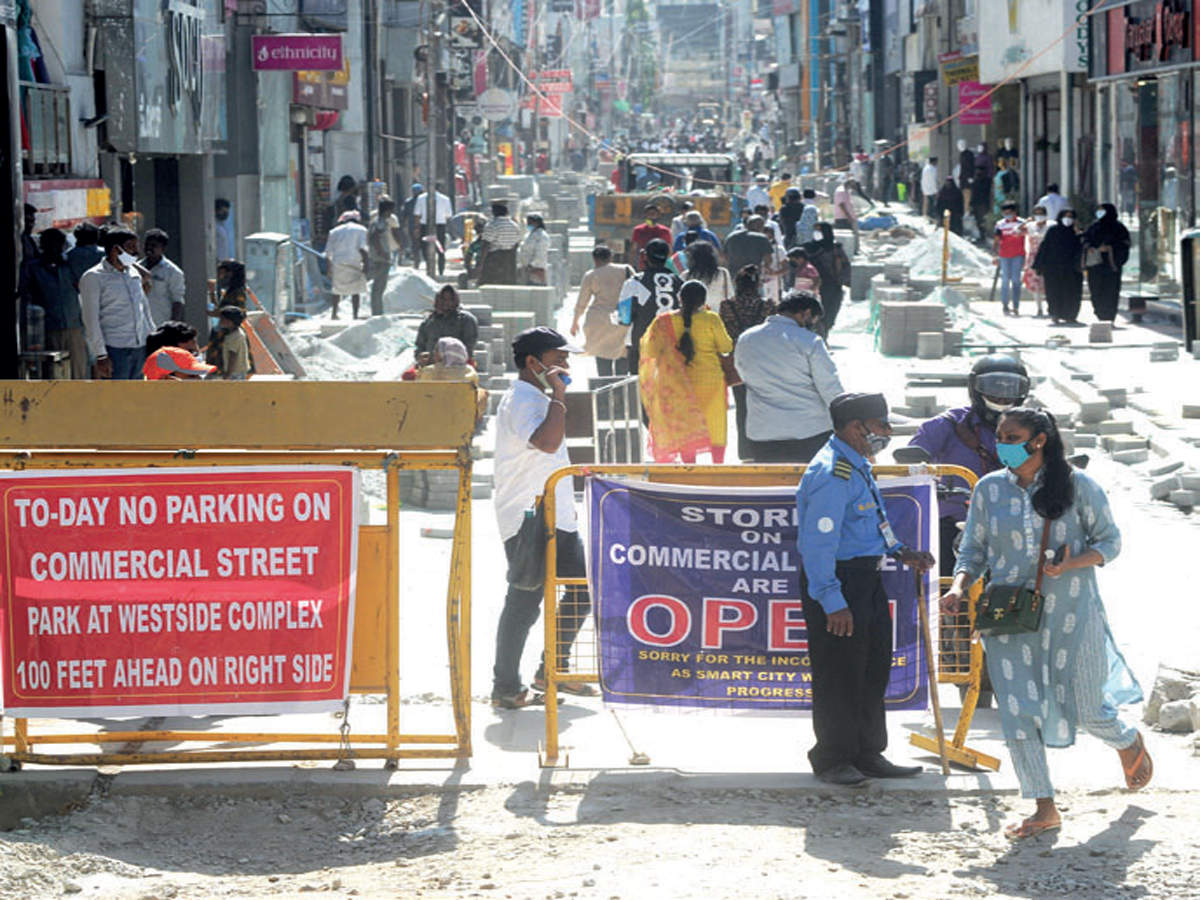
{"left": 505, "top": 500, "right": 547, "bottom": 592}
{"left": 976, "top": 519, "right": 1051, "bottom": 635}
{"left": 1083, "top": 246, "right": 1103, "bottom": 269}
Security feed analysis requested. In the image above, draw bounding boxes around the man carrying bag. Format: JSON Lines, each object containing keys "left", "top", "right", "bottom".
{"left": 492, "top": 327, "right": 597, "bottom": 709}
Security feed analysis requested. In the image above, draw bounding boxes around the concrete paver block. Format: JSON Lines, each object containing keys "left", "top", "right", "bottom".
{"left": 1102, "top": 434, "right": 1147, "bottom": 452}
{"left": 1151, "top": 476, "right": 1182, "bottom": 501}
{"left": 1113, "top": 448, "right": 1150, "bottom": 465}
{"left": 1078, "top": 400, "right": 1110, "bottom": 424}
{"left": 1178, "top": 473, "right": 1200, "bottom": 492}
{"left": 1072, "top": 433, "right": 1098, "bottom": 448}
{"left": 1096, "top": 387, "right": 1127, "bottom": 408}
{"left": 1169, "top": 489, "right": 1197, "bottom": 509}
{"left": 1182, "top": 405, "right": 1200, "bottom": 419}
{"left": 1148, "top": 459, "right": 1185, "bottom": 477}
{"left": 1089, "top": 323, "right": 1113, "bottom": 343}
{"left": 1096, "top": 420, "right": 1135, "bottom": 435}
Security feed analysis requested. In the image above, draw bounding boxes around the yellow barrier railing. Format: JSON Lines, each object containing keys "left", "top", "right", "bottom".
{"left": 536, "top": 463, "right": 999, "bottom": 772}
{"left": 0, "top": 382, "right": 475, "bottom": 769}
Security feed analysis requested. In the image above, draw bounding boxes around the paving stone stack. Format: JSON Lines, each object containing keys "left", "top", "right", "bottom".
{"left": 482, "top": 286, "right": 557, "bottom": 329}
{"left": 398, "top": 469, "right": 464, "bottom": 512}
{"left": 878, "top": 301, "right": 949, "bottom": 357}
{"left": 497, "top": 174, "right": 536, "bottom": 199}
{"left": 851, "top": 263, "right": 884, "bottom": 301}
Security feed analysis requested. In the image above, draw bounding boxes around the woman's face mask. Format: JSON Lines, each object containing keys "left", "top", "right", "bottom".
{"left": 996, "top": 440, "right": 1034, "bottom": 470}
{"left": 1062, "top": 217, "right": 1074, "bottom": 227}
{"left": 1096, "top": 208, "right": 1107, "bottom": 219}
{"left": 1035, "top": 214, "right": 1046, "bottom": 222}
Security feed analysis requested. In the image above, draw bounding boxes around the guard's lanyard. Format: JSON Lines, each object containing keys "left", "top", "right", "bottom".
{"left": 854, "top": 465, "right": 898, "bottom": 549}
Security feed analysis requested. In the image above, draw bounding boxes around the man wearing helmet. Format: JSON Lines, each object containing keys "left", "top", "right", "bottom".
{"left": 908, "top": 354, "right": 1031, "bottom": 575}
{"left": 908, "top": 355, "right": 1030, "bottom": 708}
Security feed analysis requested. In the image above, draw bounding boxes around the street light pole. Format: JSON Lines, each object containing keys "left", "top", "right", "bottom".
{"left": 425, "top": 0, "right": 439, "bottom": 278}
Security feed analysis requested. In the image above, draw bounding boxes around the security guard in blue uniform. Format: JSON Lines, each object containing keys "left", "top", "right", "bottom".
{"left": 796, "top": 392, "right": 936, "bottom": 786}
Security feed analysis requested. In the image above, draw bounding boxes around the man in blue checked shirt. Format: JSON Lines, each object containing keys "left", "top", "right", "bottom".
{"left": 796, "top": 392, "right": 935, "bottom": 786}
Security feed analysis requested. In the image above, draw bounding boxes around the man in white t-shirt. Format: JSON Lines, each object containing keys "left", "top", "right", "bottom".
{"left": 492, "top": 326, "right": 595, "bottom": 708}
{"left": 414, "top": 185, "right": 454, "bottom": 276}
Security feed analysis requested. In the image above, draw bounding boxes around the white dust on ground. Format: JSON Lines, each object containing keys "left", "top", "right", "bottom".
{"left": 2, "top": 786, "right": 1198, "bottom": 899}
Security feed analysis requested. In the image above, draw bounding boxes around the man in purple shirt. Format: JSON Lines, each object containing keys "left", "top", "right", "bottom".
{"left": 907, "top": 355, "right": 1030, "bottom": 575}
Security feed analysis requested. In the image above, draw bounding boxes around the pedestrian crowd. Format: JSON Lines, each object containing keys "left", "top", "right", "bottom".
{"left": 19, "top": 208, "right": 255, "bottom": 381}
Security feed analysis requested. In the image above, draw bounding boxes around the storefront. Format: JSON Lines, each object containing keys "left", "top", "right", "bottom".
{"left": 95, "top": 0, "right": 227, "bottom": 320}
{"left": 1091, "top": 0, "right": 1199, "bottom": 293}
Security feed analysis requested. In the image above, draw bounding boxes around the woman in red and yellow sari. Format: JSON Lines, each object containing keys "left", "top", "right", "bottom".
{"left": 638, "top": 280, "right": 734, "bottom": 463}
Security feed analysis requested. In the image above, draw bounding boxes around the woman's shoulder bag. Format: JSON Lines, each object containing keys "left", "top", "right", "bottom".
{"left": 976, "top": 518, "right": 1051, "bottom": 635}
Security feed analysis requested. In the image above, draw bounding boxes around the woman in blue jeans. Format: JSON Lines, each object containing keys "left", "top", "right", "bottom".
{"left": 993, "top": 201, "right": 1027, "bottom": 315}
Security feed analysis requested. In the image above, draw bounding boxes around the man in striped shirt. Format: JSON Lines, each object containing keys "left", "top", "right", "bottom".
{"left": 477, "top": 203, "right": 522, "bottom": 285}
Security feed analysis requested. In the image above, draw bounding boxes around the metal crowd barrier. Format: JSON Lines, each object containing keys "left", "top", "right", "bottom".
{"left": 590, "top": 376, "right": 644, "bottom": 465}
{"left": 0, "top": 381, "right": 476, "bottom": 769}
{"left": 536, "top": 463, "right": 998, "bottom": 772}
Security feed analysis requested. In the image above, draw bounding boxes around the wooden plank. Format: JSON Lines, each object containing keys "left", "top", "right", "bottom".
{"left": 0, "top": 381, "right": 477, "bottom": 450}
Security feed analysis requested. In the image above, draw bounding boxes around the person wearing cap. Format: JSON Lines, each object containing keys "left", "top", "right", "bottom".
{"left": 672, "top": 211, "right": 721, "bottom": 253}
{"left": 795, "top": 393, "right": 935, "bottom": 786}
{"left": 477, "top": 202, "right": 522, "bottom": 285}
{"left": 618, "top": 237, "right": 683, "bottom": 375}
{"left": 212, "top": 305, "right": 250, "bottom": 380}
{"left": 746, "top": 174, "right": 771, "bottom": 212}
{"left": 733, "top": 291, "right": 842, "bottom": 463}
{"left": 143, "top": 345, "right": 217, "bottom": 380}
{"left": 324, "top": 210, "right": 369, "bottom": 319}
{"left": 669, "top": 200, "right": 699, "bottom": 240}
{"left": 491, "top": 326, "right": 594, "bottom": 708}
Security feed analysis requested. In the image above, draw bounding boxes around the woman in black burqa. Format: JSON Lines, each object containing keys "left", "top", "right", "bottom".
{"left": 1032, "top": 208, "right": 1084, "bottom": 324}
{"left": 1081, "top": 203, "right": 1130, "bottom": 323}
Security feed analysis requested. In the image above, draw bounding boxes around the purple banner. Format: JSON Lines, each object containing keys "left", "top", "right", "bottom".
{"left": 252, "top": 34, "right": 344, "bottom": 72}
{"left": 588, "top": 478, "right": 937, "bottom": 711}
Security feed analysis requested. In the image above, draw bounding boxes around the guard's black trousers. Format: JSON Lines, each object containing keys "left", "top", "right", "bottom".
{"left": 801, "top": 558, "right": 892, "bottom": 775}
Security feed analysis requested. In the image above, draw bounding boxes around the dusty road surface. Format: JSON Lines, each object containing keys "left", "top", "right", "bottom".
{"left": 2, "top": 782, "right": 1198, "bottom": 899}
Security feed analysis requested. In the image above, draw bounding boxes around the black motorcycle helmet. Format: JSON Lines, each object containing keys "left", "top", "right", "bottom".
{"left": 968, "top": 354, "right": 1030, "bottom": 425}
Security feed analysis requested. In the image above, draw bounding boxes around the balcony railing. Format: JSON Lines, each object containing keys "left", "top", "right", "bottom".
{"left": 20, "top": 81, "right": 71, "bottom": 177}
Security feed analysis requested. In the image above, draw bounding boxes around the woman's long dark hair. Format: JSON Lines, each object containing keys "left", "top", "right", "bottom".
{"left": 734, "top": 264, "right": 760, "bottom": 296}
{"left": 676, "top": 280, "right": 708, "bottom": 365}
{"left": 1000, "top": 407, "right": 1074, "bottom": 520}
{"left": 218, "top": 259, "right": 247, "bottom": 294}
{"left": 685, "top": 240, "right": 719, "bottom": 282}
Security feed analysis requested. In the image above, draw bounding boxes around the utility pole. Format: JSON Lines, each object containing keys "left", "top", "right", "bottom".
{"left": 425, "top": 0, "right": 439, "bottom": 278}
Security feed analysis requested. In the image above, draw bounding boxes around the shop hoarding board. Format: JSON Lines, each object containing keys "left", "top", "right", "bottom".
{"left": 0, "top": 467, "right": 359, "bottom": 718}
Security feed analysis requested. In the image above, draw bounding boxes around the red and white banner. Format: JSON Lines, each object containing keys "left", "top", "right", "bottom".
{"left": 0, "top": 467, "right": 359, "bottom": 718}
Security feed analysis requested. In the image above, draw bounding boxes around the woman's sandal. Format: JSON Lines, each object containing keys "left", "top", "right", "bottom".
{"left": 1004, "top": 817, "right": 1062, "bottom": 841}
{"left": 1122, "top": 732, "right": 1153, "bottom": 791}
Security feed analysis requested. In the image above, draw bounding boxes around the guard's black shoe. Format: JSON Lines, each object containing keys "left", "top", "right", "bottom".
{"left": 815, "top": 763, "right": 870, "bottom": 786}
{"left": 856, "top": 754, "right": 923, "bottom": 778}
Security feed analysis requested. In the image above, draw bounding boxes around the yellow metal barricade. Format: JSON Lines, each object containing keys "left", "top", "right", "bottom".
{"left": 0, "top": 381, "right": 475, "bottom": 768}
{"left": 537, "top": 463, "right": 998, "bottom": 771}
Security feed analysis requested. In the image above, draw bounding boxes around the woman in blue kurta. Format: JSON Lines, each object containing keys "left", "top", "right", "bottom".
{"left": 941, "top": 408, "right": 1151, "bottom": 840}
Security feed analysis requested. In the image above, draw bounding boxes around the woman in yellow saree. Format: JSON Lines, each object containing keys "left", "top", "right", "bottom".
{"left": 638, "top": 280, "right": 734, "bottom": 463}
